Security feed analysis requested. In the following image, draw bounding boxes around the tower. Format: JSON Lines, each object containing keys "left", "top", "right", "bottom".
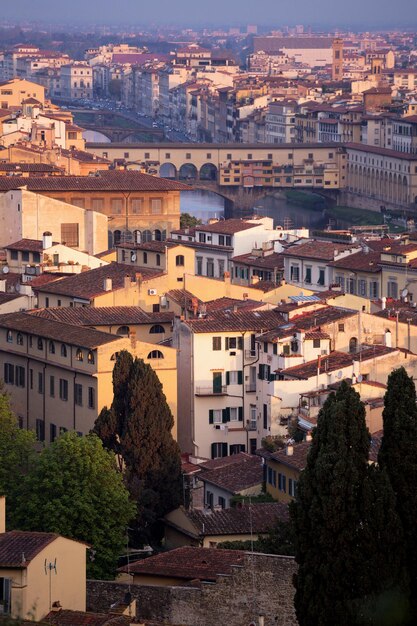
{"left": 332, "top": 38, "right": 344, "bottom": 81}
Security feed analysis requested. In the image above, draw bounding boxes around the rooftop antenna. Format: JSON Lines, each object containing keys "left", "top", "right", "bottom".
{"left": 44, "top": 558, "right": 57, "bottom": 616}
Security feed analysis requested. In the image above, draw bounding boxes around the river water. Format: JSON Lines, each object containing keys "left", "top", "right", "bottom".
{"left": 180, "top": 190, "right": 329, "bottom": 229}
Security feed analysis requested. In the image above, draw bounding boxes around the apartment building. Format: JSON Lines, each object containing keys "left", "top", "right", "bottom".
{"left": 0, "top": 78, "right": 45, "bottom": 108}
{"left": 265, "top": 101, "right": 297, "bottom": 144}
{"left": 60, "top": 63, "right": 93, "bottom": 100}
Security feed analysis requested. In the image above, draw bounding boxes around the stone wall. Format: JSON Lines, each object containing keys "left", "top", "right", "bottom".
{"left": 87, "top": 553, "right": 298, "bottom": 626}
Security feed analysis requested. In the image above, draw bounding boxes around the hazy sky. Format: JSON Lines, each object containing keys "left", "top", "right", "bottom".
{"left": 2, "top": 0, "right": 417, "bottom": 29}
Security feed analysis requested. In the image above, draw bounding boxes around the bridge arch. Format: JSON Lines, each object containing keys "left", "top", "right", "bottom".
{"left": 199, "top": 163, "right": 218, "bottom": 181}
{"left": 159, "top": 163, "right": 177, "bottom": 179}
{"left": 179, "top": 163, "right": 198, "bottom": 181}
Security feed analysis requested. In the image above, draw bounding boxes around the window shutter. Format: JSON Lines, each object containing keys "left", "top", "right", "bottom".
{"left": 226, "top": 371, "right": 230, "bottom": 386}
{"left": 237, "top": 370, "right": 243, "bottom": 385}
{"left": 258, "top": 365, "right": 263, "bottom": 380}
{"left": 222, "top": 408, "right": 230, "bottom": 423}
{"left": 222, "top": 443, "right": 228, "bottom": 457}
{"left": 238, "top": 406, "right": 243, "bottom": 421}
{"left": 209, "top": 410, "right": 214, "bottom": 424}
{"left": 225, "top": 337, "right": 229, "bottom": 350}
{"left": 237, "top": 337, "right": 243, "bottom": 350}
{"left": 211, "top": 443, "right": 217, "bottom": 459}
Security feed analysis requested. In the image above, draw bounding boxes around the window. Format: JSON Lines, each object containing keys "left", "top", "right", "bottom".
{"left": 290, "top": 265, "right": 300, "bottom": 282}
{"left": 318, "top": 268, "right": 325, "bottom": 286}
{"left": 50, "top": 423, "right": 57, "bottom": 443}
{"left": 4, "top": 363, "right": 14, "bottom": 385}
{"left": 230, "top": 444, "right": 245, "bottom": 455}
{"left": 92, "top": 198, "right": 104, "bottom": 211}
{"left": 74, "top": 383, "right": 83, "bottom": 406}
{"left": 156, "top": 254, "right": 161, "bottom": 266}
{"left": 305, "top": 267, "right": 312, "bottom": 284}
{"left": 338, "top": 323, "right": 345, "bottom": 332}
{"left": 313, "top": 338, "right": 321, "bottom": 348}
{"left": 196, "top": 256, "right": 203, "bottom": 275}
{"left": 10, "top": 250, "right": 18, "bottom": 261}
{"left": 76, "top": 349, "right": 83, "bottom": 362}
{"left": 71, "top": 197, "right": 85, "bottom": 209}
{"left": 88, "top": 387, "right": 95, "bottom": 409}
{"left": 150, "top": 324, "right": 165, "bottom": 334}
{"left": 6, "top": 330, "right": 12, "bottom": 343}
{"left": 288, "top": 478, "right": 297, "bottom": 497}
{"left": 59, "top": 378, "right": 68, "bottom": 401}
{"left": 278, "top": 473, "right": 287, "bottom": 492}
{"left": 209, "top": 409, "right": 222, "bottom": 424}
{"left": 15, "top": 366, "right": 25, "bottom": 388}
{"left": 45, "top": 297, "right": 50, "bottom": 308}
{"left": 151, "top": 198, "right": 162, "bottom": 214}
{"left": 87, "top": 351, "right": 95, "bottom": 364}
{"left": 36, "top": 419, "right": 45, "bottom": 442}
{"left": 50, "top": 375, "right": 55, "bottom": 397}
{"left": 229, "top": 407, "right": 240, "bottom": 422}
{"left": 226, "top": 371, "right": 243, "bottom": 385}
{"left": 263, "top": 403, "right": 268, "bottom": 430}
{"left": 61, "top": 344, "right": 67, "bottom": 357}
{"left": 370, "top": 281, "right": 379, "bottom": 299}
{"left": 207, "top": 258, "right": 214, "bottom": 277}
{"left": 225, "top": 337, "right": 243, "bottom": 350}
{"left": 212, "top": 336, "right": 222, "bottom": 350}
{"left": 218, "top": 496, "right": 226, "bottom": 509}
{"left": 349, "top": 337, "right": 358, "bottom": 354}
{"left": 267, "top": 466, "right": 277, "bottom": 487}
{"left": 49, "top": 340, "right": 55, "bottom": 354}
{"left": 38, "top": 372, "right": 44, "bottom": 394}
{"left": 175, "top": 255, "right": 185, "bottom": 266}
{"left": 387, "top": 280, "right": 398, "bottom": 299}
{"left": 111, "top": 198, "right": 123, "bottom": 214}
{"left": 61, "top": 223, "right": 79, "bottom": 247}
{"left": 198, "top": 233, "right": 206, "bottom": 243}
{"left": 211, "top": 442, "right": 228, "bottom": 459}
{"left": 147, "top": 350, "right": 164, "bottom": 359}
{"left": 264, "top": 342, "right": 268, "bottom": 353}
{"left": 358, "top": 279, "right": 367, "bottom": 297}
{"left": 116, "top": 326, "right": 130, "bottom": 337}
{"left": 143, "top": 252, "right": 148, "bottom": 264}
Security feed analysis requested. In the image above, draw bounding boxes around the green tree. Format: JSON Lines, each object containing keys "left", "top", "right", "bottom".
{"left": 290, "top": 382, "right": 406, "bottom": 626}
{"left": 94, "top": 351, "right": 182, "bottom": 545}
{"left": 180, "top": 212, "right": 202, "bottom": 229}
{"left": 378, "top": 367, "right": 417, "bottom": 621}
{"left": 0, "top": 386, "right": 36, "bottom": 523}
{"left": 13, "top": 432, "right": 135, "bottom": 579}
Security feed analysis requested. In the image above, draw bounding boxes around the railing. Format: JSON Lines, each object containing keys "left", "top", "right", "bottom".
{"left": 195, "top": 386, "right": 227, "bottom": 396}
{"left": 247, "top": 420, "right": 257, "bottom": 431}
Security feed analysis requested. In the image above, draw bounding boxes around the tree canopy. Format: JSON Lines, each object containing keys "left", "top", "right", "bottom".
{"left": 12, "top": 432, "right": 135, "bottom": 579}
{"left": 94, "top": 351, "right": 182, "bottom": 545}
{"left": 180, "top": 212, "right": 202, "bottom": 229}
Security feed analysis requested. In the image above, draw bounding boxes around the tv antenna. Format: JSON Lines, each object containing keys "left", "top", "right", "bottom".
{"left": 44, "top": 558, "right": 57, "bottom": 613}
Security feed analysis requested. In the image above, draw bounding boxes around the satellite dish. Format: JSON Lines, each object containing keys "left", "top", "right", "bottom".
{"left": 2, "top": 266, "right": 9, "bottom": 274}
{"left": 357, "top": 374, "right": 363, "bottom": 383}
{"left": 402, "top": 288, "right": 409, "bottom": 298}
{"left": 337, "top": 370, "right": 343, "bottom": 379}
{"left": 131, "top": 254, "right": 137, "bottom": 262}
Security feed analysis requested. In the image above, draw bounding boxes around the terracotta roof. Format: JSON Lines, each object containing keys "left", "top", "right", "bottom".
{"left": 199, "top": 454, "right": 263, "bottom": 494}
{"left": 45, "top": 610, "right": 130, "bottom": 626}
{"left": 270, "top": 441, "right": 311, "bottom": 472}
{"left": 195, "top": 219, "right": 259, "bottom": 235}
{"left": 283, "top": 240, "right": 358, "bottom": 261}
{"left": 328, "top": 250, "right": 382, "bottom": 273}
{"left": 0, "top": 171, "right": 190, "bottom": 193}
{"left": 166, "top": 289, "right": 203, "bottom": 309}
{"left": 184, "top": 310, "right": 284, "bottom": 333}
{"left": 33, "top": 263, "right": 163, "bottom": 300}
{"left": 0, "top": 163, "right": 63, "bottom": 173}
{"left": 0, "top": 312, "right": 120, "bottom": 348}
{"left": 232, "top": 251, "right": 284, "bottom": 270}
{"left": 117, "top": 240, "right": 177, "bottom": 253}
{"left": 346, "top": 142, "right": 417, "bottom": 161}
{"left": 180, "top": 502, "right": 289, "bottom": 536}
{"left": 369, "top": 430, "right": 383, "bottom": 463}
{"left": 6, "top": 238, "right": 49, "bottom": 252}
{"left": 30, "top": 306, "right": 174, "bottom": 326}
{"left": 258, "top": 306, "right": 357, "bottom": 342}
{"left": 119, "top": 546, "right": 245, "bottom": 582}
{"left": 0, "top": 531, "right": 57, "bottom": 567}
{"left": 204, "top": 297, "right": 265, "bottom": 313}
{"left": 281, "top": 345, "right": 397, "bottom": 380}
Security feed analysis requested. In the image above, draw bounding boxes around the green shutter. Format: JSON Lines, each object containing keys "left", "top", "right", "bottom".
{"left": 225, "top": 337, "right": 229, "bottom": 350}
{"left": 237, "top": 337, "right": 243, "bottom": 350}
{"left": 211, "top": 443, "right": 217, "bottom": 459}
{"left": 209, "top": 410, "right": 214, "bottom": 424}
{"left": 222, "top": 408, "right": 230, "bottom": 423}
{"left": 226, "top": 371, "right": 230, "bottom": 386}
{"left": 238, "top": 406, "right": 243, "bottom": 421}
{"left": 237, "top": 370, "right": 243, "bottom": 385}
{"left": 222, "top": 443, "right": 228, "bottom": 457}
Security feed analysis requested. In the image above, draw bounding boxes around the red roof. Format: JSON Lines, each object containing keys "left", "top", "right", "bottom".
{"left": 0, "top": 531, "right": 58, "bottom": 567}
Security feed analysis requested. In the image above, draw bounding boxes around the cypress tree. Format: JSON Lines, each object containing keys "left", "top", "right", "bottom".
{"left": 290, "top": 382, "right": 379, "bottom": 626}
{"left": 378, "top": 367, "right": 417, "bottom": 621}
{"left": 94, "top": 351, "right": 182, "bottom": 544}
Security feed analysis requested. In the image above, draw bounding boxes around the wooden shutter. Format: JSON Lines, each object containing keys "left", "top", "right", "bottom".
{"left": 222, "top": 443, "right": 228, "bottom": 457}
{"left": 237, "top": 370, "right": 243, "bottom": 385}
{"left": 238, "top": 406, "right": 243, "bottom": 421}
{"left": 209, "top": 410, "right": 214, "bottom": 424}
{"left": 226, "top": 371, "right": 230, "bottom": 385}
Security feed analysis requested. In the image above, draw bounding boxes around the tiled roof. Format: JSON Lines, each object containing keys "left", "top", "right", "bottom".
{"left": 119, "top": 546, "right": 245, "bottom": 582}
{"left": 30, "top": 306, "right": 174, "bottom": 326}
{"left": 182, "top": 502, "right": 289, "bottom": 536}
{"left": 204, "top": 297, "right": 265, "bottom": 313}
{"left": 33, "top": 263, "right": 163, "bottom": 300}
{"left": 283, "top": 240, "right": 358, "bottom": 261}
{"left": 346, "top": 142, "right": 417, "bottom": 161}
{"left": 232, "top": 252, "right": 284, "bottom": 270}
{"left": 195, "top": 219, "right": 259, "bottom": 235}
{"left": 0, "top": 312, "right": 120, "bottom": 349}
{"left": 258, "top": 306, "right": 356, "bottom": 342}
{"left": 200, "top": 454, "right": 263, "bottom": 494}
{"left": 166, "top": 289, "right": 202, "bottom": 309}
{"left": 184, "top": 310, "right": 284, "bottom": 333}
{"left": 369, "top": 430, "right": 383, "bottom": 463}
{"left": 328, "top": 250, "right": 382, "bottom": 273}
{"left": 45, "top": 610, "right": 130, "bottom": 626}
{"left": 0, "top": 163, "right": 63, "bottom": 173}
{"left": 0, "top": 531, "right": 57, "bottom": 567}
{"left": 270, "top": 441, "right": 311, "bottom": 472}
{"left": 117, "top": 240, "right": 177, "bottom": 252}
{"left": 0, "top": 171, "right": 190, "bottom": 192}
{"left": 281, "top": 345, "right": 397, "bottom": 380}
{"left": 6, "top": 238, "right": 48, "bottom": 252}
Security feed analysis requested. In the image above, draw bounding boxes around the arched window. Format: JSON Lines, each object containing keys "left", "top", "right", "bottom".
{"left": 133, "top": 230, "right": 141, "bottom": 244}
{"left": 349, "top": 337, "right": 358, "bottom": 354}
{"left": 154, "top": 229, "right": 162, "bottom": 241}
{"left": 76, "top": 348, "right": 83, "bottom": 362}
{"left": 16, "top": 332, "right": 23, "bottom": 346}
{"left": 161, "top": 230, "right": 167, "bottom": 241}
{"left": 61, "top": 344, "right": 67, "bottom": 358}
{"left": 175, "top": 255, "right": 185, "bottom": 267}
{"left": 116, "top": 325, "right": 130, "bottom": 337}
{"left": 150, "top": 324, "right": 165, "bottom": 334}
{"left": 49, "top": 340, "right": 55, "bottom": 354}
{"left": 147, "top": 350, "right": 164, "bottom": 359}
{"left": 87, "top": 351, "right": 95, "bottom": 364}
{"left": 37, "top": 337, "right": 43, "bottom": 350}
{"left": 6, "top": 330, "right": 12, "bottom": 343}
{"left": 142, "top": 230, "right": 152, "bottom": 243}
{"left": 113, "top": 230, "right": 122, "bottom": 246}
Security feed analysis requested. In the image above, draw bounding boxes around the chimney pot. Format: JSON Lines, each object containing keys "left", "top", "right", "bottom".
{"left": 286, "top": 444, "right": 294, "bottom": 456}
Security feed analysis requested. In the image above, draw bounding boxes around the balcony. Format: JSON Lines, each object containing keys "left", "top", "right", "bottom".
{"left": 246, "top": 383, "right": 256, "bottom": 393}
{"left": 195, "top": 386, "right": 227, "bottom": 396}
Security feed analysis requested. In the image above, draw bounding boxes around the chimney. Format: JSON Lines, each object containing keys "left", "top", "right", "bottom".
{"left": 103, "top": 278, "right": 112, "bottom": 292}
{"left": 135, "top": 272, "right": 142, "bottom": 285}
{"left": 286, "top": 444, "right": 294, "bottom": 456}
{"left": 306, "top": 431, "right": 312, "bottom": 442}
{"left": 381, "top": 296, "right": 387, "bottom": 311}
{"left": 0, "top": 496, "right": 5, "bottom": 533}
{"left": 124, "top": 275, "right": 131, "bottom": 289}
{"left": 223, "top": 271, "right": 231, "bottom": 284}
{"left": 42, "top": 231, "right": 52, "bottom": 250}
